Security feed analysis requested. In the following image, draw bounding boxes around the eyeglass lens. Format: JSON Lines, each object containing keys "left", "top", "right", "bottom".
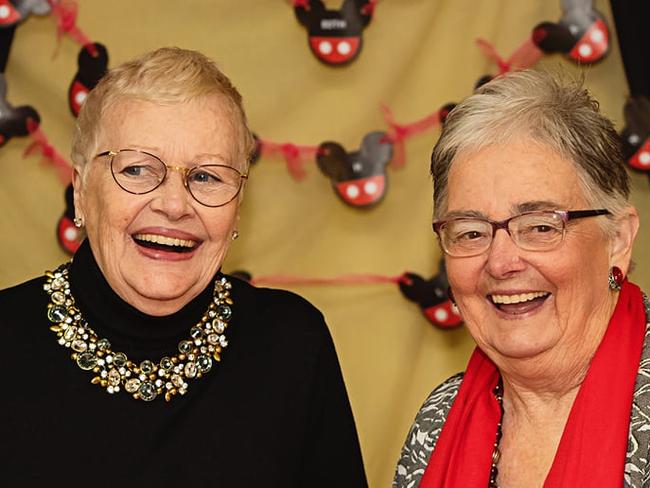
{"left": 110, "top": 150, "right": 243, "bottom": 207}
{"left": 441, "top": 212, "right": 565, "bottom": 256}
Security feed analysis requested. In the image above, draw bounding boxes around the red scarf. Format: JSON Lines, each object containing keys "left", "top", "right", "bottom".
{"left": 419, "top": 281, "right": 647, "bottom": 487}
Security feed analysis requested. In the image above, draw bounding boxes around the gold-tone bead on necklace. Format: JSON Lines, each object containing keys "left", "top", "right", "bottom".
{"left": 44, "top": 262, "right": 233, "bottom": 402}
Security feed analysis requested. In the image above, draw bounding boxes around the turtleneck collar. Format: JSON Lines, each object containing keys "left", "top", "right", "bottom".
{"left": 68, "top": 239, "right": 217, "bottom": 359}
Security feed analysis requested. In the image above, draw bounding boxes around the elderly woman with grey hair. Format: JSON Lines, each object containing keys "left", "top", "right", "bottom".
{"left": 394, "top": 70, "right": 647, "bottom": 488}
{"left": 0, "top": 47, "right": 367, "bottom": 487}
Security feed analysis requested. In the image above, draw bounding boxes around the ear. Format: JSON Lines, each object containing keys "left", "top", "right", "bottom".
{"left": 72, "top": 166, "right": 86, "bottom": 222}
{"left": 316, "top": 142, "right": 351, "bottom": 180}
{"left": 610, "top": 206, "right": 640, "bottom": 275}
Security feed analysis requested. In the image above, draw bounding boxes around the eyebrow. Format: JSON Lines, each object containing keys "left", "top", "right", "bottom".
{"left": 441, "top": 200, "right": 564, "bottom": 220}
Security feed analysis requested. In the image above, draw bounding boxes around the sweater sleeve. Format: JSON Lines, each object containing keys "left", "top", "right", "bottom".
{"left": 298, "top": 326, "right": 368, "bottom": 488}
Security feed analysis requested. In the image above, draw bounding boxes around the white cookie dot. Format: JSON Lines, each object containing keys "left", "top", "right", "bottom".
{"left": 434, "top": 309, "right": 449, "bottom": 322}
{"left": 318, "top": 41, "right": 333, "bottom": 55}
{"left": 578, "top": 43, "right": 593, "bottom": 58}
{"left": 639, "top": 151, "right": 650, "bottom": 166}
{"left": 75, "top": 91, "right": 87, "bottom": 106}
{"left": 346, "top": 184, "right": 360, "bottom": 198}
{"left": 590, "top": 28, "right": 604, "bottom": 43}
{"left": 64, "top": 228, "right": 77, "bottom": 241}
{"left": 0, "top": 6, "right": 10, "bottom": 19}
{"left": 364, "top": 181, "right": 378, "bottom": 195}
{"left": 337, "top": 41, "right": 351, "bottom": 55}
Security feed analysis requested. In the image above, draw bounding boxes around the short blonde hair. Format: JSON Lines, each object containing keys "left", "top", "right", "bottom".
{"left": 71, "top": 47, "right": 255, "bottom": 173}
{"left": 431, "top": 70, "right": 630, "bottom": 236}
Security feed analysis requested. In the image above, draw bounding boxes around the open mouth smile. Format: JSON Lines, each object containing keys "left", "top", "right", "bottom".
{"left": 488, "top": 291, "right": 551, "bottom": 315}
{"left": 132, "top": 233, "right": 200, "bottom": 254}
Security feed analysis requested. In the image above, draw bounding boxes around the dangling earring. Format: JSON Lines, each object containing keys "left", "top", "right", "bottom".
{"left": 231, "top": 230, "right": 239, "bottom": 241}
{"left": 73, "top": 217, "right": 84, "bottom": 228}
{"left": 608, "top": 266, "right": 624, "bottom": 291}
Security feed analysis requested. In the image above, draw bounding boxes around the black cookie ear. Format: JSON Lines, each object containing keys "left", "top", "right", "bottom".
{"left": 359, "top": 131, "right": 392, "bottom": 168}
{"left": 532, "top": 21, "right": 574, "bottom": 53}
{"left": 398, "top": 272, "right": 428, "bottom": 303}
{"left": 316, "top": 141, "right": 352, "bottom": 180}
{"left": 69, "top": 43, "right": 109, "bottom": 117}
{"left": 341, "top": 0, "right": 373, "bottom": 27}
{"left": 439, "top": 103, "right": 456, "bottom": 125}
{"left": 474, "top": 74, "right": 493, "bottom": 91}
{"left": 294, "top": 0, "right": 325, "bottom": 27}
{"left": 0, "top": 104, "right": 39, "bottom": 145}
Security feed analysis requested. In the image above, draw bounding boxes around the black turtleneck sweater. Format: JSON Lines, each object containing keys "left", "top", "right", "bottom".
{"left": 1, "top": 241, "right": 367, "bottom": 487}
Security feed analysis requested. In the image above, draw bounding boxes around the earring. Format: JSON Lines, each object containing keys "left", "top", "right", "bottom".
{"left": 73, "top": 217, "right": 84, "bottom": 228}
{"left": 608, "top": 266, "right": 624, "bottom": 291}
{"left": 231, "top": 230, "right": 239, "bottom": 241}
{"left": 447, "top": 286, "right": 456, "bottom": 306}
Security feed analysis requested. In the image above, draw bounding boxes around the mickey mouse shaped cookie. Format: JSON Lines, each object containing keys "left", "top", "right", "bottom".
{"left": 0, "top": 72, "right": 39, "bottom": 146}
{"left": 620, "top": 97, "right": 650, "bottom": 175}
{"left": 398, "top": 261, "right": 463, "bottom": 330}
{"left": 317, "top": 131, "right": 392, "bottom": 208}
{"left": 68, "top": 42, "right": 108, "bottom": 117}
{"left": 532, "top": 0, "right": 609, "bottom": 64}
{"left": 294, "top": 0, "right": 375, "bottom": 66}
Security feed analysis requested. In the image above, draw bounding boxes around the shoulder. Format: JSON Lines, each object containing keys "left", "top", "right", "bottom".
{"left": 225, "top": 274, "right": 331, "bottom": 350}
{"left": 0, "top": 275, "right": 47, "bottom": 308}
{"left": 393, "top": 372, "right": 464, "bottom": 488}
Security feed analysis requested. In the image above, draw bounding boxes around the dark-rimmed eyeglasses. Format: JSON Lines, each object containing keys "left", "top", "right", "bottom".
{"left": 433, "top": 209, "right": 611, "bottom": 257}
{"left": 97, "top": 149, "right": 248, "bottom": 208}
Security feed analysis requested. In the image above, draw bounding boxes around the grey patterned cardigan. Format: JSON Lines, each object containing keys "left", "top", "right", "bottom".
{"left": 394, "top": 296, "right": 650, "bottom": 488}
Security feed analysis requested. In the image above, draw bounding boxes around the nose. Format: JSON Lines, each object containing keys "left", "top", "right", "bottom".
{"left": 484, "top": 227, "right": 526, "bottom": 279}
{"left": 149, "top": 170, "right": 194, "bottom": 221}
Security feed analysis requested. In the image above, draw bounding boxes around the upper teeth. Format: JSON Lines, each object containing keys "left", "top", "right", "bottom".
{"left": 490, "top": 291, "right": 548, "bottom": 305}
{"left": 133, "top": 234, "right": 197, "bottom": 248}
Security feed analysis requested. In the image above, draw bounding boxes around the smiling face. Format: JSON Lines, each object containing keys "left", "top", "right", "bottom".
{"left": 444, "top": 139, "right": 632, "bottom": 368}
{"left": 73, "top": 96, "right": 243, "bottom": 316}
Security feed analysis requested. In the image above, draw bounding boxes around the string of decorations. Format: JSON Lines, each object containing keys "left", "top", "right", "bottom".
{"left": 230, "top": 257, "right": 462, "bottom": 330}
{"left": 1, "top": 0, "right": 646, "bottom": 329}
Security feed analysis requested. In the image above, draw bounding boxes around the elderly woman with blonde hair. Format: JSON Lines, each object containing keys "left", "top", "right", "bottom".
{"left": 395, "top": 70, "right": 647, "bottom": 488}
{"left": 0, "top": 47, "right": 367, "bottom": 487}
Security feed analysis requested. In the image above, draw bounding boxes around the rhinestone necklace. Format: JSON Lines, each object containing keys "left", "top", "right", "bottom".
{"left": 488, "top": 379, "right": 504, "bottom": 488}
{"left": 44, "top": 263, "right": 233, "bottom": 402}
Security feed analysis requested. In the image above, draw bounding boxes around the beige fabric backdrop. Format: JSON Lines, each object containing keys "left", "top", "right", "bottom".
{"left": 1, "top": 1, "right": 649, "bottom": 486}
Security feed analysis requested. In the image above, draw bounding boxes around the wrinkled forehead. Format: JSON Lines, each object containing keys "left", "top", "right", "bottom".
{"left": 445, "top": 140, "right": 585, "bottom": 218}
{"left": 95, "top": 95, "right": 246, "bottom": 168}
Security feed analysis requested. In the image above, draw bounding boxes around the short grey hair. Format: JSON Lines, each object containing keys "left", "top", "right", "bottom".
{"left": 431, "top": 69, "right": 630, "bottom": 236}
{"left": 71, "top": 47, "right": 255, "bottom": 174}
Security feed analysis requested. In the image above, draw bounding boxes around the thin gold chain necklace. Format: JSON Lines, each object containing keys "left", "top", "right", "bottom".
{"left": 44, "top": 263, "right": 233, "bottom": 402}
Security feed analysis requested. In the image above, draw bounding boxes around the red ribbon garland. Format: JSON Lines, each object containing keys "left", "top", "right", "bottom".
{"left": 251, "top": 272, "right": 406, "bottom": 287}
{"left": 24, "top": 119, "right": 72, "bottom": 185}
{"left": 259, "top": 139, "right": 320, "bottom": 181}
{"left": 381, "top": 105, "right": 443, "bottom": 168}
{"left": 475, "top": 35, "right": 543, "bottom": 75}
{"left": 47, "top": 0, "right": 96, "bottom": 57}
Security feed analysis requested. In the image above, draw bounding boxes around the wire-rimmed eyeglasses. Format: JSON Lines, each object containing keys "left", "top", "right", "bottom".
{"left": 432, "top": 209, "right": 611, "bottom": 257}
{"left": 97, "top": 149, "right": 248, "bottom": 208}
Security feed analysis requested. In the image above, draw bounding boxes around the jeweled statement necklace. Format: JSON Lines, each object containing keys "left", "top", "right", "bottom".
{"left": 44, "top": 263, "right": 233, "bottom": 402}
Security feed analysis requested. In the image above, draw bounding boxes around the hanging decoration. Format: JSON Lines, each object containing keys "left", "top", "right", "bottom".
{"left": 293, "top": 0, "right": 377, "bottom": 66}
{"left": 0, "top": 72, "right": 39, "bottom": 146}
{"left": 316, "top": 131, "right": 393, "bottom": 208}
{"left": 397, "top": 260, "right": 462, "bottom": 330}
{"left": 68, "top": 42, "right": 108, "bottom": 116}
{"left": 229, "top": 264, "right": 462, "bottom": 330}
{"left": 620, "top": 97, "right": 650, "bottom": 178}
{"left": 532, "top": 0, "right": 609, "bottom": 64}
{"left": 473, "top": 36, "right": 544, "bottom": 89}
